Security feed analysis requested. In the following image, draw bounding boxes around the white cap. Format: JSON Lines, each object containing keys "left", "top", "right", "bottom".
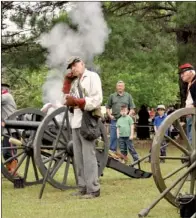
{"left": 157, "top": 105, "right": 165, "bottom": 110}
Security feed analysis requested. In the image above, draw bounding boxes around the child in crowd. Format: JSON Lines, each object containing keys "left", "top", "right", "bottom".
{"left": 116, "top": 105, "right": 139, "bottom": 163}
{"left": 147, "top": 104, "right": 167, "bottom": 163}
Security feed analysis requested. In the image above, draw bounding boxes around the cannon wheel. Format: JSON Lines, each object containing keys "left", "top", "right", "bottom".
{"left": 1, "top": 108, "right": 45, "bottom": 186}
{"left": 151, "top": 107, "right": 196, "bottom": 207}
{"left": 34, "top": 106, "right": 108, "bottom": 190}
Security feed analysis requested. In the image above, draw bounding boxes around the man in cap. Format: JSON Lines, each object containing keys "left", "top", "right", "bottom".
{"left": 63, "top": 56, "right": 102, "bottom": 199}
{"left": 179, "top": 63, "right": 196, "bottom": 142}
{"left": 1, "top": 83, "right": 18, "bottom": 175}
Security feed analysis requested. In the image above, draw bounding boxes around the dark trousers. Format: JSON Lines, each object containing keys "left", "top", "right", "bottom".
{"left": 118, "top": 137, "right": 139, "bottom": 161}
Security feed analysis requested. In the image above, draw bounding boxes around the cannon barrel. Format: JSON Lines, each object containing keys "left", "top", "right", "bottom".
{"left": 4, "top": 120, "right": 41, "bottom": 130}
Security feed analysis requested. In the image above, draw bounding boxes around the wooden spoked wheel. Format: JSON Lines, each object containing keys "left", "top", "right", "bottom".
{"left": 34, "top": 106, "right": 77, "bottom": 190}
{"left": 1, "top": 108, "right": 45, "bottom": 186}
{"left": 34, "top": 106, "right": 109, "bottom": 190}
{"left": 151, "top": 108, "right": 196, "bottom": 207}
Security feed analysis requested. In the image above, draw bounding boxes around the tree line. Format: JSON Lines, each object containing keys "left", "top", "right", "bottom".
{"left": 2, "top": 2, "right": 196, "bottom": 109}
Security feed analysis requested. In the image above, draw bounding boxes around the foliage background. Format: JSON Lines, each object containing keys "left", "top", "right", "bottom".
{"left": 2, "top": 2, "right": 196, "bottom": 109}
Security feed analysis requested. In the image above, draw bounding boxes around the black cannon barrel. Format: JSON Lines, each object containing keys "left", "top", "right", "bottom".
{"left": 3, "top": 120, "right": 41, "bottom": 130}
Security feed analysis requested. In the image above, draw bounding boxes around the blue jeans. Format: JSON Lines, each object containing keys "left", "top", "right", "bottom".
{"left": 118, "top": 137, "right": 139, "bottom": 161}
{"left": 109, "top": 120, "right": 118, "bottom": 151}
{"left": 186, "top": 116, "right": 192, "bottom": 143}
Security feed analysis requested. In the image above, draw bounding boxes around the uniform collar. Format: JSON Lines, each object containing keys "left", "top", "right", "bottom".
{"left": 80, "top": 68, "right": 88, "bottom": 81}
{"left": 191, "top": 75, "right": 196, "bottom": 82}
{"left": 188, "top": 75, "right": 196, "bottom": 90}
{"left": 191, "top": 75, "right": 196, "bottom": 84}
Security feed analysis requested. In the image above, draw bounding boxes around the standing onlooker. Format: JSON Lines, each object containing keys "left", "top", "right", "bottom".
{"left": 1, "top": 83, "right": 18, "bottom": 174}
{"left": 153, "top": 105, "right": 167, "bottom": 162}
{"left": 179, "top": 63, "right": 196, "bottom": 143}
{"left": 166, "top": 106, "right": 175, "bottom": 115}
{"left": 137, "top": 104, "right": 150, "bottom": 140}
{"left": 147, "top": 105, "right": 167, "bottom": 163}
{"left": 64, "top": 56, "right": 102, "bottom": 199}
{"left": 116, "top": 105, "right": 139, "bottom": 163}
{"left": 106, "top": 81, "right": 136, "bottom": 152}
{"left": 149, "top": 108, "right": 155, "bottom": 122}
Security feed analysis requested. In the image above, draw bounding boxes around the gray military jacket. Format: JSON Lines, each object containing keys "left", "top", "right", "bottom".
{"left": 2, "top": 92, "right": 17, "bottom": 120}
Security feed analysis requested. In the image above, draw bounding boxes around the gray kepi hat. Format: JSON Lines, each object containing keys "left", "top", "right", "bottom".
{"left": 67, "top": 56, "right": 82, "bottom": 69}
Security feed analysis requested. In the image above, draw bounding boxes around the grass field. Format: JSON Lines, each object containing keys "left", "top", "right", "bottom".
{"left": 2, "top": 141, "right": 183, "bottom": 218}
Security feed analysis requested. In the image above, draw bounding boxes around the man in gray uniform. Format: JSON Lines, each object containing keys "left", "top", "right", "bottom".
{"left": 64, "top": 57, "right": 102, "bottom": 199}
{"left": 1, "top": 83, "right": 18, "bottom": 174}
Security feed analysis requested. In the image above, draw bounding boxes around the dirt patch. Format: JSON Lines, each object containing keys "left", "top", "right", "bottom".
{"left": 134, "top": 139, "right": 152, "bottom": 149}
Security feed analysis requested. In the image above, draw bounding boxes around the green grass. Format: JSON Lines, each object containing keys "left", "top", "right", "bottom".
{"left": 2, "top": 142, "right": 183, "bottom": 218}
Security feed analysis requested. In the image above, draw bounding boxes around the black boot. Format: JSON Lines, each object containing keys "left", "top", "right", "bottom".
{"left": 80, "top": 189, "right": 100, "bottom": 199}
{"left": 71, "top": 188, "right": 86, "bottom": 196}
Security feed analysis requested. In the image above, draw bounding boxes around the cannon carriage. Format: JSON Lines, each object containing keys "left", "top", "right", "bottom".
{"left": 1, "top": 106, "right": 109, "bottom": 190}
{"left": 2, "top": 106, "right": 151, "bottom": 191}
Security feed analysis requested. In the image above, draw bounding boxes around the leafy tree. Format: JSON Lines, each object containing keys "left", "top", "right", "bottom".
{"left": 1, "top": 1, "right": 195, "bottom": 109}
{"left": 2, "top": 67, "right": 48, "bottom": 108}
{"left": 103, "top": 1, "right": 196, "bottom": 106}
{"left": 98, "top": 15, "right": 178, "bottom": 107}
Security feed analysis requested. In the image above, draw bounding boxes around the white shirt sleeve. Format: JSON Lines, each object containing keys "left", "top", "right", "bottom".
{"left": 84, "top": 72, "right": 103, "bottom": 111}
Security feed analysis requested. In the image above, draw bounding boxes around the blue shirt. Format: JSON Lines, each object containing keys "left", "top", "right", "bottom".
{"left": 153, "top": 114, "right": 167, "bottom": 129}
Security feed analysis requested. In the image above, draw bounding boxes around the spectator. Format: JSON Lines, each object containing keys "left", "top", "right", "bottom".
{"left": 179, "top": 63, "right": 196, "bottom": 143}
{"left": 149, "top": 108, "right": 155, "bottom": 122}
{"left": 137, "top": 104, "right": 150, "bottom": 140}
{"left": 116, "top": 105, "right": 139, "bottom": 163}
{"left": 106, "top": 81, "right": 135, "bottom": 152}
{"left": 147, "top": 105, "right": 167, "bottom": 163}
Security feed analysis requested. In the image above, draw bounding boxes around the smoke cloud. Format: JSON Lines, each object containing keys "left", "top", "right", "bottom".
{"left": 38, "top": 2, "right": 110, "bottom": 105}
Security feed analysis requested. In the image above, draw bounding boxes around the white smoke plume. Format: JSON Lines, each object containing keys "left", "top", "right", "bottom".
{"left": 38, "top": 2, "right": 110, "bottom": 105}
